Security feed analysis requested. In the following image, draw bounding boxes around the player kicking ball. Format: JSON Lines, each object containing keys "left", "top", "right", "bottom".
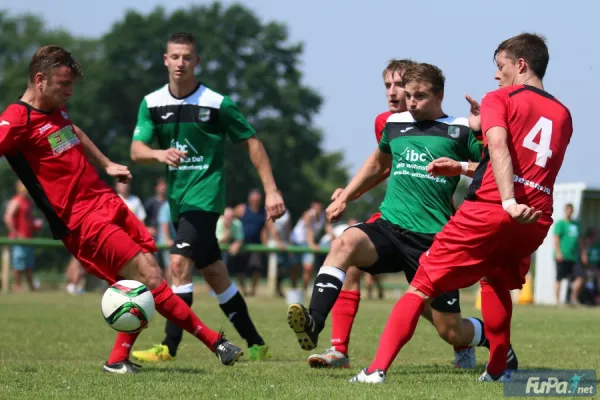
{"left": 130, "top": 32, "right": 285, "bottom": 363}
{"left": 350, "top": 33, "right": 572, "bottom": 383}
{"left": 0, "top": 45, "right": 244, "bottom": 374}
{"left": 288, "top": 62, "right": 518, "bottom": 370}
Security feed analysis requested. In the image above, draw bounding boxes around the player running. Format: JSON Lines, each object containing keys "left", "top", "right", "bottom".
{"left": 130, "top": 32, "right": 285, "bottom": 363}
{"left": 350, "top": 33, "right": 572, "bottom": 384}
{"left": 0, "top": 45, "right": 244, "bottom": 373}
{"left": 289, "top": 62, "right": 518, "bottom": 370}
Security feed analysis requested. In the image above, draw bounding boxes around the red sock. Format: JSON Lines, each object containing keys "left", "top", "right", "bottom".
{"left": 108, "top": 331, "right": 140, "bottom": 364}
{"left": 480, "top": 280, "right": 512, "bottom": 377}
{"left": 152, "top": 281, "right": 221, "bottom": 351}
{"left": 331, "top": 290, "right": 360, "bottom": 356}
{"left": 367, "top": 293, "right": 424, "bottom": 373}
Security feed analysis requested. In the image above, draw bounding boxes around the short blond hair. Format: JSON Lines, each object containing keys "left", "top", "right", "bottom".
{"left": 382, "top": 58, "right": 416, "bottom": 79}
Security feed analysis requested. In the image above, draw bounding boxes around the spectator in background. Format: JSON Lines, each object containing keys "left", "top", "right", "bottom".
{"left": 156, "top": 201, "right": 175, "bottom": 286}
{"left": 581, "top": 227, "right": 600, "bottom": 304}
{"left": 217, "top": 207, "right": 245, "bottom": 291}
{"left": 3, "top": 180, "right": 42, "bottom": 292}
{"left": 65, "top": 257, "right": 86, "bottom": 295}
{"left": 554, "top": 203, "right": 583, "bottom": 305}
{"left": 144, "top": 178, "right": 167, "bottom": 237}
{"left": 115, "top": 181, "right": 147, "bottom": 223}
{"left": 266, "top": 192, "right": 292, "bottom": 297}
{"left": 290, "top": 201, "right": 331, "bottom": 291}
{"left": 238, "top": 189, "right": 267, "bottom": 296}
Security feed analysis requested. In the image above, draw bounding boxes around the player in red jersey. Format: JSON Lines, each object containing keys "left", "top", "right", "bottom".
{"left": 0, "top": 45, "right": 244, "bottom": 373}
{"left": 351, "top": 33, "right": 572, "bottom": 384}
{"left": 307, "top": 59, "right": 500, "bottom": 371}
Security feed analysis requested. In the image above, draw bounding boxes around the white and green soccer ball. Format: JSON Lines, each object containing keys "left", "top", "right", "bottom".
{"left": 101, "top": 280, "right": 155, "bottom": 333}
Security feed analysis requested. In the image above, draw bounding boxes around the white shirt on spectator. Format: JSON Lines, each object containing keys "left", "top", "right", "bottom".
{"left": 120, "top": 194, "right": 147, "bottom": 223}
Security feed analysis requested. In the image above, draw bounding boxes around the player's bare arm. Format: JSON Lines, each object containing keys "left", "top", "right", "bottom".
{"left": 327, "top": 148, "right": 392, "bottom": 222}
{"left": 427, "top": 157, "right": 479, "bottom": 178}
{"left": 130, "top": 141, "right": 187, "bottom": 168}
{"left": 242, "top": 136, "right": 285, "bottom": 221}
{"left": 487, "top": 126, "right": 541, "bottom": 224}
{"left": 73, "top": 125, "right": 132, "bottom": 183}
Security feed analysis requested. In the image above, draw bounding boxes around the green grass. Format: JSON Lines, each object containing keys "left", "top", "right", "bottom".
{"left": 0, "top": 290, "right": 599, "bottom": 399}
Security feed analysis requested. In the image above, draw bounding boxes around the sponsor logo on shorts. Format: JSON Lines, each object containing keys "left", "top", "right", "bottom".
{"left": 176, "top": 242, "right": 191, "bottom": 249}
{"left": 446, "top": 298, "right": 457, "bottom": 305}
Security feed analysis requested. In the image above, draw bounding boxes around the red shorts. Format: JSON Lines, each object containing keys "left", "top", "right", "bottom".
{"left": 62, "top": 196, "right": 157, "bottom": 284}
{"left": 413, "top": 200, "right": 551, "bottom": 295}
{"left": 366, "top": 212, "right": 382, "bottom": 224}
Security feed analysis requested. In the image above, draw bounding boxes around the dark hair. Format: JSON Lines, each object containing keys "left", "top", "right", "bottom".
{"left": 401, "top": 63, "right": 445, "bottom": 94}
{"left": 167, "top": 32, "right": 197, "bottom": 49}
{"left": 494, "top": 33, "right": 549, "bottom": 79}
{"left": 28, "top": 45, "right": 83, "bottom": 83}
{"left": 382, "top": 59, "right": 417, "bottom": 79}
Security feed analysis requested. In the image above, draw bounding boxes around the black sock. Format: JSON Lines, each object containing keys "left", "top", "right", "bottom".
{"left": 470, "top": 317, "right": 489, "bottom": 347}
{"left": 308, "top": 266, "right": 345, "bottom": 332}
{"left": 162, "top": 291, "right": 193, "bottom": 357}
{"left": 219, "top": 290, "right": 264, "bottom": 347}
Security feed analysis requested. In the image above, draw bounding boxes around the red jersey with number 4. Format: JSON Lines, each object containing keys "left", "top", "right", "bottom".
{"left": 466, "top": 85, "right": 572, "bottom": 216}
{"left": 374, "top": 111, "right": 392, "bottom": 143}
{"left": 0, "top": 102, "right": 116, "bottom": 238}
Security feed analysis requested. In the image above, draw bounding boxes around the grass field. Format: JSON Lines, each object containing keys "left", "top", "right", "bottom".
{"left": 1, "top": 289, "right": 599, "bottom": 400}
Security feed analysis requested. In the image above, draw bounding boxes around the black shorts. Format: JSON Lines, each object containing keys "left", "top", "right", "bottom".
{"left": 171, "top": 210, "right": 221, "bottom": 269}
{"left": 556, "top": 260, "right": 584, "bottom": 280}
{"left": 352, "top": 218, "right": 461, "bottom": 314}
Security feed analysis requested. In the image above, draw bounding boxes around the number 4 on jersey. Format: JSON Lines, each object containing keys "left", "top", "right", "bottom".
{"left": 523, "top": 117, "right": 553, "bottom": 168}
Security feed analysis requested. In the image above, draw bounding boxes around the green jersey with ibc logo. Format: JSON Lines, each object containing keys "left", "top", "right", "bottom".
{"left": 133, "top": 83, "right": 255, "bottom": 220}
{"left": 378, "top": 111, "right": 482, "bottom": 234}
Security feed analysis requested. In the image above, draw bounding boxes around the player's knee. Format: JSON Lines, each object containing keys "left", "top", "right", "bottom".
{"left": 170, "top": 254, "right": 193, "bottom": 284}
{"left": 435, "top": 321, "right": 460, "bottom": 345}
{"left": 329, "top": 235, "right": 359, "bottom": 263}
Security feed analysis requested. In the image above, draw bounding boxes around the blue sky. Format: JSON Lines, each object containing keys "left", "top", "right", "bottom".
{"left": 5, "top": 0, "right": 596, "bottom": 184}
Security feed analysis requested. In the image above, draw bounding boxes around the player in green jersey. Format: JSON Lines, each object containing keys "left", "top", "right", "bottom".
{"left": 287, "top": 62, "right": 518, "bottom": 371}
{"left": 129, "top": 32, "right": 285, "bottom": 363}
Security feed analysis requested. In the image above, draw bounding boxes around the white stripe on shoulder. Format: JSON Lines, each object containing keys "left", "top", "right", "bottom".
{"left": 436, "top": 115, "right": 469, "bottom": 127}
{"left": 144, "top": 84, "right": 170, "bottom": 108}
{"left": 144, "top": 84, "right": 225, "bottom": 109}
{"left": 387, "top": 111, "right": 415, "bottom": 123}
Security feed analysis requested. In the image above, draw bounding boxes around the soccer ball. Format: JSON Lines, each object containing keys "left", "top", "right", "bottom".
{"left": 101, "top": 280, "right": 155, "bottom": 333}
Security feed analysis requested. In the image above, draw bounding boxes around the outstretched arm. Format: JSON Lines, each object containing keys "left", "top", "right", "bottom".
{"left": 244, "top": 136, "right": 285, "bottom": 220}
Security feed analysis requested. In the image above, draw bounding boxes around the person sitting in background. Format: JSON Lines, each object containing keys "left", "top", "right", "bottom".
{"left": 3, "top": 180, "right": 42, "bottom": 292}
{"left": 157, "top": 201, "right": 176, "bottom": 286}
{"left": 553, "top": 203, "right": 583, "bottom": 305}
{"left": 217, "top": 207, "right": 245, "bottom": 292}
{"left": 580, "top": 227, "right": 600, "bottom": 305}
